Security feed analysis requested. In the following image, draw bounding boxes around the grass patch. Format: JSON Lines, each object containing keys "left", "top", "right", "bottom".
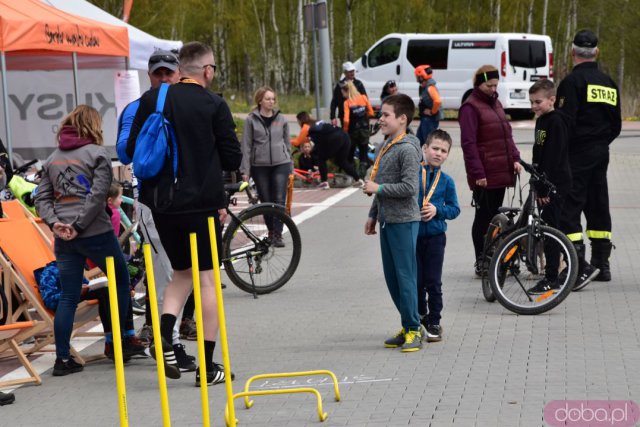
{"left": 224, "top": 91, "right": 316, "bottom": 115}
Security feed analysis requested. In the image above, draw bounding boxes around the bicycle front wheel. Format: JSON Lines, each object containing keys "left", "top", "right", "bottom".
{"left": 489, "top": 225, "right": 578, "bottom": 315}
{"left": 222, "top": 205, "right": 301, "bottom": 294}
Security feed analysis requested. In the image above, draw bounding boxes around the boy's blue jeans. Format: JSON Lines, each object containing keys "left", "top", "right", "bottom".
{"left": 379, "top": 221, "right": 420, "bottom": 331}
{"left": 416, "top": 233, "right": 446, "bottom": 325}
{"left": 54, "top": 231, "right": 130, "bottom": 359}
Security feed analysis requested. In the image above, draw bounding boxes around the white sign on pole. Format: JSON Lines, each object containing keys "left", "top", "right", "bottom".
{"left": 114, "top": 70, "right": 141, "bottom": 117}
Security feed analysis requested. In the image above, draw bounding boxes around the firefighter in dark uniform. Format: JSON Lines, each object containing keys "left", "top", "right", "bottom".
{"left": 555, "top": 29, "right": 622, "bottom": 289}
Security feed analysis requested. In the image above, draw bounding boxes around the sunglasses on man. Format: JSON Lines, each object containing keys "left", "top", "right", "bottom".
{"left": 149, "top": 54, "right": 179, "bottom": 65}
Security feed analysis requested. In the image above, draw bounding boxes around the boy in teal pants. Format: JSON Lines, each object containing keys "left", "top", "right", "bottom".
{"left": 364, "top": 94, "right": 423, "bottom": 352}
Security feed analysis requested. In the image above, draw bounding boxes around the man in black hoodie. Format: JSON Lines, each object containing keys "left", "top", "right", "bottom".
{"left": 127, "top": 42, "right": 242, "bottom": 387}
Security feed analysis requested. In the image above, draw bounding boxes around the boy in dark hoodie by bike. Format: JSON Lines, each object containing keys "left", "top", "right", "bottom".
{"left": 364, "top": 94, "right": 423, "bottom": 352}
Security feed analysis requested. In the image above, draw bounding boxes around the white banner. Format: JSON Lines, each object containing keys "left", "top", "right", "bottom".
{"left": 0, "top": 69, "right": 122, "bottom": 160}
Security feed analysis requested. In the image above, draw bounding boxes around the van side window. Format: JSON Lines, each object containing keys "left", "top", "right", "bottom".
{"left": 368, "top": 38, "right": 401, "bottom": 68}
{"left": 407, "top": 39, "right": 449, "bottom": 69}
{"left": 508, "top": 40, "right": 546, "bottom": 68}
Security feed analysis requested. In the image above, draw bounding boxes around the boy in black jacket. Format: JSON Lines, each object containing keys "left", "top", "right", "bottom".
{"left": 527, "top": 79, "right": 572, "bottom": 294}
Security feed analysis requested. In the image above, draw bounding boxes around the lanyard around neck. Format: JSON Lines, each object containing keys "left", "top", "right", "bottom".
{"left": 179, "top": 78, "right": 201, "bottom": 86}
{"left": 369, "top": 132, "right": 406, "bottom": 183}
{"left": 421, "top": 163, "right": 441, "bottom": 206}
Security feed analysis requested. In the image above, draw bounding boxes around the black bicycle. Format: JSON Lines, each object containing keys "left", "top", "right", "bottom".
{"left": 482, "top": 160, "right": 578, "bottom": 315}
{"left": 221, "top": 182, "right": 301, "bottom": 297}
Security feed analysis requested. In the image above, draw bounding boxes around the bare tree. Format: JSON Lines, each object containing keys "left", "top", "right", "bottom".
{"left": 251, "top": 0, "right": 268, "bottom": 85}
{"left": 295, "top": 0, "right": 308, "bottom": 94}
{"left": 527, "top": 0, "right": 535, "bottom": 33}
{"left": 618, "top": 0, "right": 628, "bottom": 92}
{"left": 270, "top": 0, "right": 284, "bottom": 92}
{"left": 492, "top": 0, "right": 501, "bottom": 32}
{"left": 346, "top": 0, "right": 355, "bottom": 61}
{"left": 541, "top": 0, "right": 548, "bottom": 34}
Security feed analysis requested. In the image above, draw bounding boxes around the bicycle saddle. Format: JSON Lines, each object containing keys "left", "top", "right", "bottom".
{"left": 498, "top": 207, "right": 520, "bottom": 214}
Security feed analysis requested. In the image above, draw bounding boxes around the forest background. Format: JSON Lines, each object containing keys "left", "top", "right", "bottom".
{"left": 90, "top": 0, "right": 639, "bottom": 118}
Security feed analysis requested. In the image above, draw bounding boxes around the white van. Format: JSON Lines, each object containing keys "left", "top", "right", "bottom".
{"left": 354, "top": 33, "right": 553, "bottom": 119}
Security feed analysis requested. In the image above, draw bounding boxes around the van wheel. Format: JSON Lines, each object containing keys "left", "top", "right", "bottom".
{"left": 507, "top": 110, "right": 535, "bottom": 120}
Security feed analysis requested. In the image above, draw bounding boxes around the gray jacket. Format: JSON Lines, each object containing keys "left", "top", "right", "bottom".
{"left": 240, "top": 109, "right": 292, "bottom": 175}
{"left": 368, "top": 133, "right": 421, "bottom": 224}
{"left": 35, "top": 142, "right": 113, "bottom": 238}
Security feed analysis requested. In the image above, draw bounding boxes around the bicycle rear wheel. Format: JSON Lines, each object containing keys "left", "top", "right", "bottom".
{"left": 222, "top": 205, "right": 301, "bottom": 294}
{"left": 481, "top": 213, "right": 511, "bottom": 303}
{"left": 488, "top": 225, "right": 578, "bottom": 315}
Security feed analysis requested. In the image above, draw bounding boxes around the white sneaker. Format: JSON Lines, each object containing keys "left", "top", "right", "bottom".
{"left": 352, "top": 179, "right": 364, "bottom": 188}
{"left": 317, "top": 181, "right": 330, "bottom": 190}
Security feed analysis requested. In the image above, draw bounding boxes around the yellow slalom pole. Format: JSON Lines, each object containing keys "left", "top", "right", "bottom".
{"left": 190, "top": 233, "right": 210, "bottom": 427}
{"left": 207, "top": 217, "right": 236, "bottom": 427}
{"left": 106, "top": 256, "right": 129, "bottom": 427}
{"left": 143, "top": 244, "right": 172, "bottom": 426}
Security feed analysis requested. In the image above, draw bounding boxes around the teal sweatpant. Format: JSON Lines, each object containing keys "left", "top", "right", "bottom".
{"left": 379, "top": 221, "right": 420, "bottom": 331}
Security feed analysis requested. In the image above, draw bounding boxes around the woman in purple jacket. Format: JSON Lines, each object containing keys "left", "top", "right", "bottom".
{"left": 459, "top": 65, "right": 522, "bottom": 276}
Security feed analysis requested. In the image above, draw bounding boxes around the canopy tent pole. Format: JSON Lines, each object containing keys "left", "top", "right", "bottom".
{"left": 72, "top": 52, "right": 79, "bottom": 106}
{"left": 1, "top": 52, "right": 13, "bottom": 165}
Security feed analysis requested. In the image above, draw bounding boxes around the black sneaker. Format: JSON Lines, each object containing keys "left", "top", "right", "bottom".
{"left": 195, "top": 363, "right": 235, "bottom": 387}
{"left": 474, "top": 261, "right": 482, "bottom": 278}
{"left": 150, "top": 338, "right": 181, "bottom": 379}
{"left": 0, "top": 391, "right": 15, "bottom": 406}
{"left": 173, "top": 343, "right": 196, "bottom": 372}
{"left": 272, "top": 235, "right": 285, "bottom": 248}
{"left": 104, "top": 342, "right": 131, "bottom": 363}
{"left": 527, "top": 277, "right": 560, "bottom": 295}
{"left": 572, "top": 264, "right": 600, "bottom": 292}
{"left": 425, "top": 325, "right": 443, "bottom": 343}
{"left": 52, "top": 357, "right": 84, "bottom": 376}
{"left": 124, "top": 336, "right": 148, "bottom": 358}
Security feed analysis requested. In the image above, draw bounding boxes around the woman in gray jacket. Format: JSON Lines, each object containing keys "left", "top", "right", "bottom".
{"left": 241, "top": 86, "right": 292, "bottom": 247}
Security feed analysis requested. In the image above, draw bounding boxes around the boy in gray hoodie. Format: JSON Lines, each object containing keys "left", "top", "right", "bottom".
{"left": 364, "top": 94, "right": 423, "bottom": 352}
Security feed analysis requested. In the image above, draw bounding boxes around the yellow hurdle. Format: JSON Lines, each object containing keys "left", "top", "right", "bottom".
{"left": 242, "top": 370, "right": 341, "bottom": 408}
{"left": 105, "top": 257, "right": 129, "bottom": 427}
{"left": 207, "top": 217, "right": 236, "bottom": 427}
{"left": 224, "top": 388, "right": 328, "bottom": 425}
{"left": 142, "top": 244, "right": 172, "bottom": 426}
{"left": 190, "top": 233, "right": 211, "bottom": 427}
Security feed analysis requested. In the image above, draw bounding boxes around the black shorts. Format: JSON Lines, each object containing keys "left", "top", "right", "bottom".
{"left": 151, "top": 211, "right": 222, "bottom": 271}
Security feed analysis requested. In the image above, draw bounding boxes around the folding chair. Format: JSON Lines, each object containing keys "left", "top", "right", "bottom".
{"left": 0, "top": 321, "right": 42, "bottom": 389}
{"left": 0, "top": 217, "right": 103, "bottom": 364}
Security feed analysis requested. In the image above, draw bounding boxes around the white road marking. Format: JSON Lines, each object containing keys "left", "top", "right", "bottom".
{"left": 1, "top": 188, "right": 358, "bottom": 390}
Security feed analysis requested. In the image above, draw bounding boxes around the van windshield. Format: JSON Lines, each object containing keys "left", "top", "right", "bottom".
{"left": 509, "top": 40, "right": 546, "bottom": 69}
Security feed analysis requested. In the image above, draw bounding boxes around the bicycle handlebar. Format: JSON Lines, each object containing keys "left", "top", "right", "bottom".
{"left": 518, "top": 159, "right": 557, "bottom": 194}
{"left": 12, "top": 159, "right": 39, "bottom": 175}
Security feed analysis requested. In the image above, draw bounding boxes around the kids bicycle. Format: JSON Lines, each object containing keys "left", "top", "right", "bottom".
{"left": 221, "top": 181, "right": 301, "bottom": 297}
{"left": 481, "top": 160, "right": 578, "bottom": 315}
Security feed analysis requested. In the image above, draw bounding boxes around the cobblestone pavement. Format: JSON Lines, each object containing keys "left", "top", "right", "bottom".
{"left": 2, "top": 126, "right": 639, "bottom": 427}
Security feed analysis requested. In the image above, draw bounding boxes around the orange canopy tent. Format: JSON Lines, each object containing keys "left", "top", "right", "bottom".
{"left": 0, "top": 0, "right": 129, "bottom": 162}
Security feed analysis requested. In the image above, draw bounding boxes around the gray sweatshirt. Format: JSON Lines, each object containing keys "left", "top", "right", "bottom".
{"left": 240, "top": 109, "right": 292, "bottom": 175}
{"left": 368, "top": 133, "right": 422, "bottom": 224}
{"left": 35, "top": 127, "right": 113, "bottom": 238}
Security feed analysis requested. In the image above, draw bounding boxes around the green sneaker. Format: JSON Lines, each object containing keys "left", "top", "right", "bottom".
{"left": 401, "top": 330, "right": 423, "bottom": 352}
{"left": 384, "top": 328, "right": 406, "bottom": 348}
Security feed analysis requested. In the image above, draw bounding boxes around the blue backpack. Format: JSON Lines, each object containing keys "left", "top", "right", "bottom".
{"left": 132, "top": 83, "right": 178, "bottom": 180}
